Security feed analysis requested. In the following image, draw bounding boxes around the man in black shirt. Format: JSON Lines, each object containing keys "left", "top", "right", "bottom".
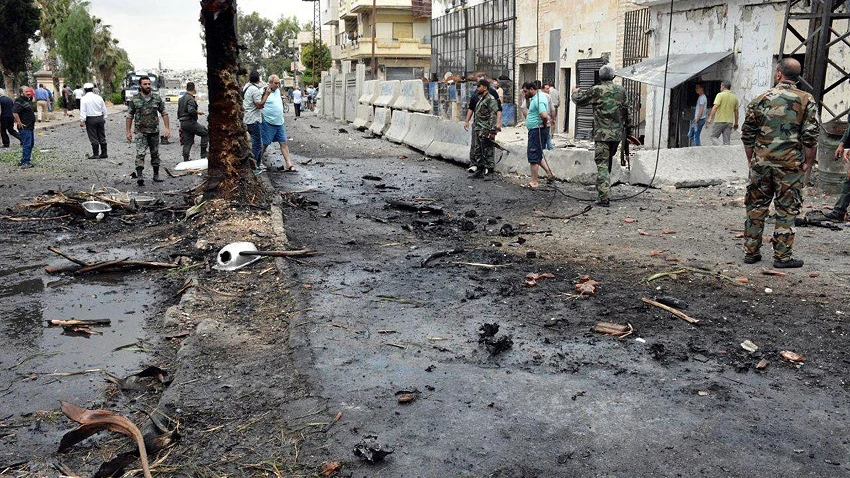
{"left": 12, "top": 87, "right": 36, "bottom": 168}
{"left": 0, "top": 88, "right": 22, "bottom": 147}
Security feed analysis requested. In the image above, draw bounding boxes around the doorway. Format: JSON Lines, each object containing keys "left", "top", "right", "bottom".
{"left": 668, "top": 79, "right": 721, "bottom": 148}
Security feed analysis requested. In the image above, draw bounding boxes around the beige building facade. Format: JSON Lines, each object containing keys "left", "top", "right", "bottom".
{"left": 515, "top": 0, "right": 643, "bottom": 138}
{"left": 324, "top": 0, "right": 432, "bottom": 80}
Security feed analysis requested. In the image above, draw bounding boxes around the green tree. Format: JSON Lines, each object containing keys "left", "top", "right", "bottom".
{"left": 0, "top": 0, "right": 40, "bottom": 91}
{"left": 237, "top": 11, "right": 272, "bottom": 73}
{"left": 300, "top": 41, "right": 331, "bottom": 86}
{"left": 263, "top": 15, "right": 300, "bottom": 77}
{"left": 55, "top": 4, "right": 94, "bottom": 87}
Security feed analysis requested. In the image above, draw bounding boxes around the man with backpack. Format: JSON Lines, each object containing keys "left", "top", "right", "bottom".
{"left": 242, "top": 70, "right": 265, "bottom": 171}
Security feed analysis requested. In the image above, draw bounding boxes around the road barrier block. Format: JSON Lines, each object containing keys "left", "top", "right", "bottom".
{"left": 425, "top": 120, "right": 471, "bottom": 163}
{"left": 402, "top": 113, "right": 440, "bottom": 152}
{"left": 384, "top": 110, "right": 412, "bottom": 144}
{"left": 369, "top": 107, "right": 391, "bottom": 136}
{"left": 391, "top": 80, "right": 431, "bottom": 112}
{"left": 372, "top": 81, "right": 401, "bottom": 108}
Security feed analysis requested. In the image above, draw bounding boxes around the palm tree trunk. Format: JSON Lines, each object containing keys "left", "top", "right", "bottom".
{"left": 200, "top": 0, "right": 259, "bottom": 201}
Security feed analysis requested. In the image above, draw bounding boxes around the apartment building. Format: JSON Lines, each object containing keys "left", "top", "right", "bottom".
{"left": 323, "top": 0, "right": 432, "bottom": 79}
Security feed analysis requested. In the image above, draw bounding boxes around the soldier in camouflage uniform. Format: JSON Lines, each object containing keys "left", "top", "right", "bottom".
{"left": 740, "top": 58, "right": 818, "bottom": 268}
{"left": 469, "top": 79, "right": 499, "bottom": 179}
{"left": 570, "top": 64, "right": 629, "bottom": 207}
{"left": 125, "top": 76, "right": 171, "bottom": 186}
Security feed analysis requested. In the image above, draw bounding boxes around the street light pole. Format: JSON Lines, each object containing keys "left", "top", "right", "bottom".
{"left": 371, "top": 0, "right": 377, "bottom": 79}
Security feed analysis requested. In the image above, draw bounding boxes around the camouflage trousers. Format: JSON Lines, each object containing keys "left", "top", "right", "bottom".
{"left": 134, "top": 133, "right": 161, "bottom": 168}
{"left": 470, "top": 131, "right": 495, "bottom": 169}
{"left": 744, "top": 164, "right": 804, "bottom": 260}
{"left": 594, "top": 141, "right": 619, "bottom": 201}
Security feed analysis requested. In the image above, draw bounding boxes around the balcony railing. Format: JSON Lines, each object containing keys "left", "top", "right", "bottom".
{"left": 333, "top": 37, "right": 431, "bottom": 60}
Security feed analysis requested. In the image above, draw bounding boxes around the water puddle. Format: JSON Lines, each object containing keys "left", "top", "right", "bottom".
{"left": 0, "top": 244, "right": 164, "bottom": 462}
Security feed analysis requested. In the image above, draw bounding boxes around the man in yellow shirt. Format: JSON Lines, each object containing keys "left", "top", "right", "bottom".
{"left": 707, "top": 81, "right": 739, "bottom": 145}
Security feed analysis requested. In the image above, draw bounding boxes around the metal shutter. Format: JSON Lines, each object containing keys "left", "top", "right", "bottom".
{"left": 575, "top": 58, "right": 606, "bottom": 140}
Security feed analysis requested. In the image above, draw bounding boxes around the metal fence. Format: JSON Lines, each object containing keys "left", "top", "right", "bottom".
{"left": 431, "top": 0, "right": 516, "bottom": 103}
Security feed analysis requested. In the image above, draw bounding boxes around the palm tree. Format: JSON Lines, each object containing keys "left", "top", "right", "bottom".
{"left": 91, "top": 17, "right": 121, "bottom": 93}
{"left": 34, "top": 0, "right": 87, "bottom": 88}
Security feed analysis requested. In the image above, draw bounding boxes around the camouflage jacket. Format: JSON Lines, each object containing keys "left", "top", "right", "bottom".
{"left": 741, "top": 81, "right": 818, "bottom": 168}
{"left": 127, "top": 93, "right": 167, "bottom": 134}
{"left": 570, "top": 80, "right": 629, "bottom": 142}
{"left": 473, "top": 91, "right": 498, "bottom": 133}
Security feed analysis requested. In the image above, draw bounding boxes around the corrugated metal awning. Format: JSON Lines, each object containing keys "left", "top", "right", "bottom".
{"left": 614, "top": 52, "right": 732, "bottom": 88}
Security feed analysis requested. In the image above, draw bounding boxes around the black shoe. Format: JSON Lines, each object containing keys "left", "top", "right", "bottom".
{"left": 470, "top": 169, "right": 484, "bottom": 179}
{"left": 595, "top": 199, "right": 610, "bottom": 207}
{"left": 824, "top": 210, "right": 846, "bottom": 222}
{"left": 773, "top": 258, "right": 804, "bottom": 268}
{"left": 87, "top": 154, "right": 100, "bottom": 159}
{"left": 99, "top": 153, "right": 108, "bottom": 159}
{"left": 743, "top": 254, "right": 762, "bottom": 264}
{"left": 137, "top": 178, "right": 145, "bottom": 186}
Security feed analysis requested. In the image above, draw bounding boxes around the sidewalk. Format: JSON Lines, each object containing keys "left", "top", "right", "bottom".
{"left": 34, "top": 103, "right": 128, "bottom": 131}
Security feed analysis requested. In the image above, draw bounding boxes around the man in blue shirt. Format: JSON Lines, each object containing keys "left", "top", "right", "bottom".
{"left": 688, "top": 83, "right": 708, "bottom": 146}
{"left": 256, "top": 75, "right": 295, "bottom": 173}
{"left": 522, "top": 81, "right": 555, "bottom": 188}
{"left": 34, "top": 84, "right": 52, "bottom": 122}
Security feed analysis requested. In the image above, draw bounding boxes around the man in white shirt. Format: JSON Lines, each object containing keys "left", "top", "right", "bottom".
{"left": 242, "top": 70, "right": 265, "bottom": 170}
{"left": 292, "top": 86, "right": 303, "bottom": 118}
{"left": 79, "top": 83, "right": 108, "bottom": 159}
{"left": 73, "top": 85, "right": 84, "bottom": 110}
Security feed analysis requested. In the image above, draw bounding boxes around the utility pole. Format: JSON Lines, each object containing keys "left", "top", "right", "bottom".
{"left": 371, "top": 0, "right": 377, "bottom": 79}
{"left": 303, "top": 0, "right": 320, "bottom": 85}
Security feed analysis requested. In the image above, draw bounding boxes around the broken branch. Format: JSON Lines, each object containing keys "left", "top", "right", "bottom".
{"left": 641, "top": 297, "right": 699, "bottom": 324}
{"left": 421, "top": 248, "right": 464, "bottom": 268}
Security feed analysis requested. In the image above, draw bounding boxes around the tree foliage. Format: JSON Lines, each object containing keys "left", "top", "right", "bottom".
{"left": 300, "top": 41, "right": 331, "bottom": 86}
{"left": 55, "top": 4, "right": 94, "bottom": 87}
{"left": 237, "top": 11, "right": 273, "bottom": 73}
{"left": 0, "top": 0, "right": 40, "bottom": 88}
{"left": 91, "top": 18, "right": 132, "bottom": 94}
{"left": 34, "top": 0, "right": 79, "bottom": 74}
{"left": 263, "top": 15, "right": 300, "bottom": 77}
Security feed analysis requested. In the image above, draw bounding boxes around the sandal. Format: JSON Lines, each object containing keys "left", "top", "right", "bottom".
{"left": 521, "top": 183, "right": 539, "bottom": 189}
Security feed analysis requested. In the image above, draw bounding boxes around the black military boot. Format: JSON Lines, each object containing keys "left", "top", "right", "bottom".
{"left": 135, "top": 166, "right": 145, "bottom": 186}
{"left": 99, "top": 143, "right": 108, "bottom": 159}
{"left": 153, "top": 166, "right": 164, "bottom": 182}
{"left": 87, "top": 143, "right": 100, "bottom": 159}
{"left": 200, "top": 146, "right": 208, "bottom": 159}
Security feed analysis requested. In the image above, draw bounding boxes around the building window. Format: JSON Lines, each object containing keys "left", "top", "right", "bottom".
{"left": 393, "top": 23, "right": 413, "bottom": 40}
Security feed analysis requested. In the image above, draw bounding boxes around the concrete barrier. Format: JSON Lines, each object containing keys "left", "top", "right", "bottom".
{"left": 369, "top": 107, "right": 391, "bottom": 136}
{"left": 372, "top": 81, "right": 401, "bottom": 108}
{"left": 425, "top": 120, "right": 471, "bottom": 163}
{"left": 359, "top": 80, "right": 379, "bottom": 104}
{"left": 333, "top": 76, "right": 344, "bottom": 120}
{"left": 321, "top": 74, "right": 334, "bottom": 118}
{"left": 391, "top": 80, "right": 431, "bottom": 112}
{"left": 384, "top": 110, "right": 412, "bottom": 144}
{"left": 630, "top": 145, "right": 748, "bottom": 187}
{"left": 495, "top": 140, "right": 627, "bottom": 185}
{"left": 344, "top": 74, "right": 358, "bottom": 123}
{"left": 402, "top": 113, "right": 441, "bottom": 152}
{"left": 352, "top": 80, "right": 379, "bottom": 130}
{"left": 352, "top": 104, "right": 374, "bottom": 130}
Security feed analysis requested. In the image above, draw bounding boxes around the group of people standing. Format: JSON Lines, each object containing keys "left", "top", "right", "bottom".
{"left": 242, "top": 70, "right": 296, "bottom": 174}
